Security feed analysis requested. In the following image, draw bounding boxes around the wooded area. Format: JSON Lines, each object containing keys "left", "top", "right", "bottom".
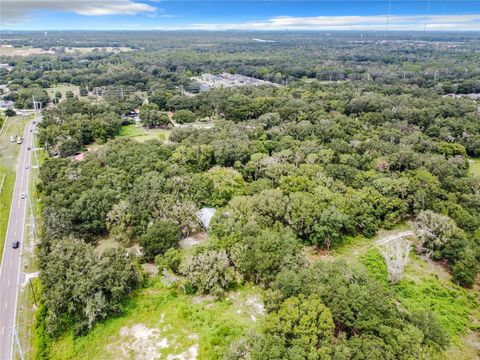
{"left": 1, "top": 31, "right": 479, "bottom": 359}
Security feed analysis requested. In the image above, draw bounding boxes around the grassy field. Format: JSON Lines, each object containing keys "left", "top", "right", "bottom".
{"left": 119, "top": 124, "right": 170, "bottom": 143}
{"left": 0, "top": 47, "right": 132, "bottom": 57}
{"left": 469, "top": 157, "right": 480, "bottom": 177}
{"left": 0, "top": 47, "right": 51, "bottom": 57}
{"left": 309, "top": 223, "right": 480, "bottom": 359}
{"left": 47, "top": 281, "right": 261, "bottom": 360}
{"left": 46, "top": 85, "right": 80, "bottom": 101}
{"left": 356, "top": 229, "right": 480, "bottom": 358}
{"left": 0, "top": 115, "right": 32, "bottom": 263}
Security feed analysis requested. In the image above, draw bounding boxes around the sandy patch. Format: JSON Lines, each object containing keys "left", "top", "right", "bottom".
{"left": 117, "top": 324, "right": 170, "bottom": 360}
{"left": 21, "top": 272, "right": 39, "bottom": 287}
{"left": 180, "top": 232, "right": 208, "bottom": 249}
{"left": 107, "top": 316, "right": 199, "bottom": 360}
{"left": 167, "top": 336, "right": 199, "bottom": 360}
{"left": 142, "top": 263, "right": 159, "bottom": 277}
{"left": 227, "top": 292, "right": 265, "bottom": 322}
{"left": 245, "top": 295, "right": 265, "bottom": 321}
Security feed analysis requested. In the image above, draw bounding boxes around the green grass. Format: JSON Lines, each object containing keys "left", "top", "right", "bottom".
{"left": 361, "top": 249, "right": 478, "bottom": 339}
{"left": 46, "top": 85, "right": 80, "bottom": 101}
{"left": 0, "top": 166, "right": 15, "bottom": 262}
{"left": 468, "top": 157, "right": 480, "bottom": 177}
{"left": 46, "top": 280, "right": 261, "bottom": 360}
{"left": 118, "top": 124, "right": 146, "bottom": 137}
{"left": 119, "top": 124, "right": 170, "bottom": 143}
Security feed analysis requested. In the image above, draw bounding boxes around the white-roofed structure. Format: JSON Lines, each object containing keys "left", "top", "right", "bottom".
{"left": 197, "top": 207, "right": 216, "bottom": 229}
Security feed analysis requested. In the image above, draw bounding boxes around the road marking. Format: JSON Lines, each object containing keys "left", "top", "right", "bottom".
{"left": 1, "top": 326, "right": 4, "bottom": 335}
{"left": 7, "top": 279, "right": 10, "bottom": 286}
{"left": 4, "top": 301, "right": 7, "bottom": 309}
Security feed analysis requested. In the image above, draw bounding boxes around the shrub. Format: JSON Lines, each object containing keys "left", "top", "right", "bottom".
{"left": 172, "top": 109, "right": 196, "bottom": 124}
{"left": 180, "top": 249, "right": 235, "bottom": 296}
{"left": 139, "top": 220, "right": 181, "bottom": 261}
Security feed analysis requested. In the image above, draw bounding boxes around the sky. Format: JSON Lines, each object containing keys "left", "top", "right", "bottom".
{"left": 1, "top": 0, "right": 479, "bottom": 31}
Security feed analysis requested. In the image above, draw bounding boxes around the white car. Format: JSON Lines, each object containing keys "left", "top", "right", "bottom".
{"left": 20, "top": 193, "right": 26, "bottom": 199}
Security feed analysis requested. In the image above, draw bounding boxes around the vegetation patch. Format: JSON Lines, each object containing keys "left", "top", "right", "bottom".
{"left": 395, "top": 253, "right": 479, "bottom": 338}
{"left": 119, "top": 124, "right": 170, "bottom": 143}
{"left": 46, "top": 280, "right": 260, "bottom": 359}
{"left": 469, "top": 157, "right": 480, "bottom": 177}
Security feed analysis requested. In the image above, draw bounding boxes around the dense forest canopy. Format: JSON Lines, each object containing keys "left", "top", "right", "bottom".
{"left": 1, "top": 31, "right": 479, "bottom": 359}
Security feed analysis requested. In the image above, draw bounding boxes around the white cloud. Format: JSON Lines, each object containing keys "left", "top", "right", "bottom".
{"left": 187, "top": 14, "right": 480, "bottom": 31}
{"left": 1, "top": 0, "right": 156, "bottom": 25}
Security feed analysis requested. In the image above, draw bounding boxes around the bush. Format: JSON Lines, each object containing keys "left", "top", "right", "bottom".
{"left": 155, "top": 248, "right": 183, "bottom": 273}
{"left": 172, "top": 109, "right": 196, "bottom": 124}
{"left": 452, "top": 248, "right": 479, "bottom": 288}
{"left": 140, "top": 220, "right": 181, "bottom": 261}
{"left": 180, "top": 249, "right": 236, "bottom": 296}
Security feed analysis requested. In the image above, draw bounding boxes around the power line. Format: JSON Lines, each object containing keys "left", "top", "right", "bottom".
{"left": 385, "top": 0, "right": 393, "bottom": 41}
{"left": 424, "top": 0, "right": 431, "bottom": 34}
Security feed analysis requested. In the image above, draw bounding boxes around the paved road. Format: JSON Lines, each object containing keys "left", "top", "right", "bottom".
{"left": 0, "top": 119, "right": 36, "bottom": 360}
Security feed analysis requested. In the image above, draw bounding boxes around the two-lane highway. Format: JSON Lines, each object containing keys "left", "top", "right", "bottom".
{"left": 0, "top": 119, "right": 36, "bottom": 360}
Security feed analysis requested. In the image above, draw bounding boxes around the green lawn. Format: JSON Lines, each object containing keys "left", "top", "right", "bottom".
{"left": 47, "top": 280, "right": 261, "bottom": 360}
{"left": 119, "top": 124, "right": 170, "bottom": 143}
{"left": 46, "top": 85, "right": 80, "bottom": 101}
{"left": 468, "top": 157, "right": 480, "bottom": 177}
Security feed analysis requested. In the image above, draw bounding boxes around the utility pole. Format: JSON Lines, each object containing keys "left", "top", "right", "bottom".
{"left": 29, "top": 279, "right": 37, "bottom": 307}
{"left": 32, "top": 95, "right": 37, "bottom": 116}
{"left": 384, "top": 0, "right": 392, "bottom": 41}
{"left": 27, "top": 193, "right": 39, "bottom": 244}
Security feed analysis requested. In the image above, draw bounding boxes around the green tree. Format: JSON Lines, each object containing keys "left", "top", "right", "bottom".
{"left": 172, "top": 109, "right": 196, "bottom": 124}
{"left": 139, "top": 219, "right": 181, "bottom": 260}
{"left": 180, "top": 249, "right": 235, "bottom": 296}
{"left": 311, "top": 207, "right": 349, "bottom": 252}
{"left": 40, "top": 237, "right": 139, "bottom": 335}
{"left": 452, "top": 248, "right": 479, "bottom": 288}
{"left": 206, "top": 166, "right": 246, "bottom": 206}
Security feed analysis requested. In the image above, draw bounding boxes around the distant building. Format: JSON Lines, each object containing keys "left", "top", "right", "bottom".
{"left": 0, "top": 100, "right": 14, "bottom": 109}
{"left": 193, "top": 73, "right": 280, "bottom": 91}
{"left": 0, "top": 63, "right": 13, "bottom": 72}
{"left": 73, "top": 153, "right": 85, "bottom": 161}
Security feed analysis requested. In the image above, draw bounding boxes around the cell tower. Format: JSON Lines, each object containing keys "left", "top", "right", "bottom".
{"left": 376, "top": 231, "right": 413, "bottom": 284}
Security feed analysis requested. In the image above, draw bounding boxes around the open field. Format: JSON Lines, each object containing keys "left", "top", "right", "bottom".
{"left": 0, "top": 47, "right": 54, "bottom": 57}
{"left": 64, "top": 47, "right": 133, "bottom": 54}
{"left": 119, "top": 124, "right": 170, "bottom": 143}
{"left": 47, "top": 281, "right": 262, "bottom": 360}
{"left": 309, "top": 223, "right": 480, "bottom": 359}
{"left": 0, "top": 46, "right": 133, "bottom": 57}
{"left": 469, "top": 158, "right": 480, "bottom": 177}
{"left": 46, "top": 85, "right": 80, "bottom": 101}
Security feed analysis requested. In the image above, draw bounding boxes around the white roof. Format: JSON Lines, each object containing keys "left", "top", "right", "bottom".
{"left": 197, "top": 207, "right": 216, "bottom": 229}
